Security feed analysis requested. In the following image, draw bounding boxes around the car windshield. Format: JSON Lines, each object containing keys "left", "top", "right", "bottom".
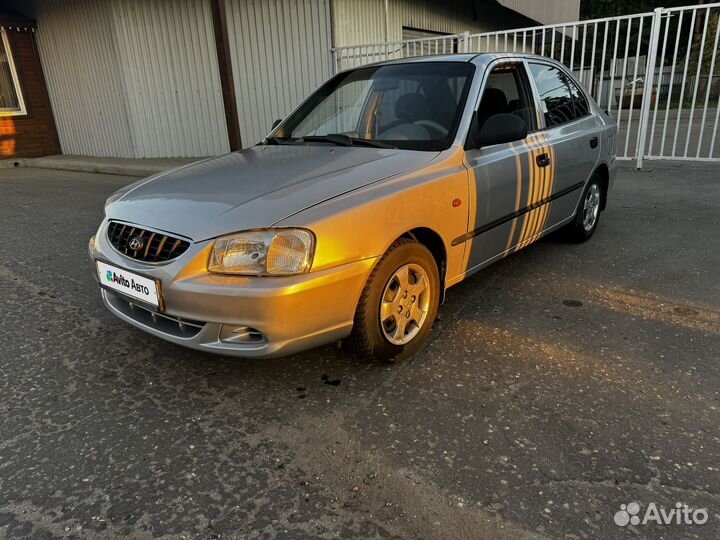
{"left": 269, "top": 62, "right": 475, "bottom": 151}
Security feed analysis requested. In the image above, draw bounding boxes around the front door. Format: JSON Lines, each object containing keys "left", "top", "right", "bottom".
{"left": 463, "top": 61, "right": 554, "bottom": 273}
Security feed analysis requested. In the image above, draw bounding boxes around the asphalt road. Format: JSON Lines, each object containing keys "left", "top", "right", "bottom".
{"left": 1, "top": 162, "right": 719, "bottom": 540}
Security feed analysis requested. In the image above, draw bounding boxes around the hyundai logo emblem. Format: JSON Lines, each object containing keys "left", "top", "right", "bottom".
{"left": 128, "top": 236, "right": 144, "bottom": 251}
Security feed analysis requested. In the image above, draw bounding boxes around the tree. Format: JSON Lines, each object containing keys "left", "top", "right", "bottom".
{"left": 580, "top": 0, "right": 698, "bottom": 19}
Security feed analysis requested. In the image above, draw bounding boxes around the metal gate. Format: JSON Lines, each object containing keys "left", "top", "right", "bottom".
{"left": 331, "top": 3, "right": 720, "bottom": 168}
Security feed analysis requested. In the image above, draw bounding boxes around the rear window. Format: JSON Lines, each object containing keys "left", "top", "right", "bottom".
{"left": 529, "top": 63, "right": 589, "bottom": 128}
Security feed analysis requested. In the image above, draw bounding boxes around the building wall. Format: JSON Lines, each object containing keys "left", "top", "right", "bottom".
{"left": 32, "top": 0, "right": 332, "bottom": 155}
{"left": 111, "top": 0, "right": 229, "bottom": 157}
{"left": 331, "top": 0, "right": 583, "bottom": 48}
{"left": 28, "top": 0, "right": 583, "bottom": 159}
{"left": 0, "top": 28, "right": 60, "bottom": 158}
{"left": 32, "top": 0, "right": 229, "bottom": 158}
{"left": 497, "top": 0, "right": 580, "bottom": 26}
{"left": 224, "top": 0, "right": 333, "bottom": 146}
{"left": 32, "top": 0, "right": 134, "bottom": 157}
{"left": 331, "top": 0, "right": 500, "bottom": 47}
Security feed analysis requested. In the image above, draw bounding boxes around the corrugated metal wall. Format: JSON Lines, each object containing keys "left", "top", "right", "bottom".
{"left": 497, "top": 0, "right": 580, "bottom": 26}
{"left": 224, "top": 0, "right": 333, "bottom": 147}
{"left": 31, "top": 0, "right": 579, "bottom": 158}
{"left": 111, "top": 0, "right": 229, "bottom": 157}
{"left": 33, "top": 0, "right": 229, "bottom": 158}
{"left": 332, "top": 0, "right": 389, "bottom": 47}
{"left": 33, "top": 0, "right": 134, "bottom": 157}
{"left": 399, "top": 0, "right": 497, "bottom": 37}
{"left": 331, "top": 0, "right": 584, "bottom": 48}
{"left": 331, "top": 0, "right": 502, "bottom": 47}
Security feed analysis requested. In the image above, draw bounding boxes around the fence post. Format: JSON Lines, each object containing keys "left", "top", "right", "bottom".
{"left": 461, "top": 31, "right": 470, "bottom": 53}
{"left": 636, "top": 7, "right": 664, "bottom": 169}
{"left": 331, "top": 48, "right": 338, "bottom": 75}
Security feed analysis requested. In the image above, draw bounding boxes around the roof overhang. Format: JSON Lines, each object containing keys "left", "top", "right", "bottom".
{"left": 0, "top": 7, "right": 36, "bottom": 32}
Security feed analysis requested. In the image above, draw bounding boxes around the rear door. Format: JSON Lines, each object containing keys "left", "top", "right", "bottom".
{"left": 526, "top": 61, "right": 600, "bottom": 225}
{"left": 463, "top": 60, "right": 555, "bottom": 273}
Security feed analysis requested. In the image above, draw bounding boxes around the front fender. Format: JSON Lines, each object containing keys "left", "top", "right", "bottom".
{"left": 275, "top": 148, "right": 471, "bottom": 288}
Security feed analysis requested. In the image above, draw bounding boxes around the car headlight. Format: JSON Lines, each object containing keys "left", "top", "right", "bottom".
{"left": 208, "top": 229, "right": 315, "bottom": 276}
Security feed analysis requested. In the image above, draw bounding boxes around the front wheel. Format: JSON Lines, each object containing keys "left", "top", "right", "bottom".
{"left": 563, "top": 174, "right": 604, "bottom": 242}
{"left": 348, "top": 238, "right": 440, "bottom": 362}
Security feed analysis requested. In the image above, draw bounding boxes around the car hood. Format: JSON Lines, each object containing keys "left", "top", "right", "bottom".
{"left": 106, "top": 145, "right": 438, "bottom": 241}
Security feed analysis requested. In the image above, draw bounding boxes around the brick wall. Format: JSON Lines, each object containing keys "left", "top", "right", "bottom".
{"left": 0, "top": 29, "right": 60, "bottom": 159}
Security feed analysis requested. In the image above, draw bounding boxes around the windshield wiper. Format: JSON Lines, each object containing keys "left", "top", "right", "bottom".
{"left": 347, "top": 137, "right": 397, "bottom": 149}
{"left": 301, "top": 134, "right": 353, "bottom": 146}
{"left": 263, "top": 136, "right": 295, "bottom": 145}
{"left": 302, "top": 134, "right": 397, "bottom": 149}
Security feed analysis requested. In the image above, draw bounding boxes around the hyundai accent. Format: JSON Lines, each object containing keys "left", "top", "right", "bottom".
{"left": 89, "top": 53, "right": 616, "bottom": 361}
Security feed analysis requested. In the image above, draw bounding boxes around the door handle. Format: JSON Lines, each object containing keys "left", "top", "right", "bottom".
{"left": 590, "top": 136, "right": 599, "bottom": 149}
{"left": 536, "top": 153, "right": 551, "bottom": 167}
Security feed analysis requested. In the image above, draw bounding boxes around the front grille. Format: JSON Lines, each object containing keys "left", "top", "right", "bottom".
{"left": 107, "top": 221, "right": 190, "bottom": 263}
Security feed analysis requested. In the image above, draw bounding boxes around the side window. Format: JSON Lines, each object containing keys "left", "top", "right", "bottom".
{"left": 567, "top": 79, "right": 590, "bottom": 118}
{"left": 467, "top": 63, "right": 535, "bottom": 148}
{"left": 529, "top": 63, "right": 589, "bottom": 128}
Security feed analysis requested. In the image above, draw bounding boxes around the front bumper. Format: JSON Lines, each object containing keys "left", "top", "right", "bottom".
{"left": 89, "top": 221, "right": 376, "bottom": 358}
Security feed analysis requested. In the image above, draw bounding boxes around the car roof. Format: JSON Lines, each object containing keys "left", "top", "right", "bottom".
{"left": 365, "top": 52, "right": 559, "bottom": 68}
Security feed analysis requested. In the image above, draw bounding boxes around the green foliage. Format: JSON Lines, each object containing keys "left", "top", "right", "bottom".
{"left": 580, "top": 0, "right": 696, "bottom": 19}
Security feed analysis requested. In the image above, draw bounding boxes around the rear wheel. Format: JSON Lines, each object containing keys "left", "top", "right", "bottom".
{"left": 563, "top": 174, "right": 603, "bottom": 242}
{"left": 348, "top": 238, "right": 440, "bottom": 362}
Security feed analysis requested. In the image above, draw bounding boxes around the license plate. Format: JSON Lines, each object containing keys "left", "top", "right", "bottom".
{"left": 96, "top": 260, "right": 162, "bottom": 310}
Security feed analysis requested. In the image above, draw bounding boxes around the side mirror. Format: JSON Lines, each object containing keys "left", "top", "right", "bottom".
{"left": 474, "top": 113, "right": 527, "bottom": 147}
{"left": 271, "top": 118, "right": 282, "bottom": 130}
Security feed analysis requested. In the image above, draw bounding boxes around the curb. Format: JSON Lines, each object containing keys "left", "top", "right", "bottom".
{"left": 0, "top": 156, "right": 196, "bottom": 177}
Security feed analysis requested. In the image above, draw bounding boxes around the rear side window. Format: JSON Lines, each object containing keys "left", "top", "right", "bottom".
{"left": 567, "top": 78, "right": 590, "bottom": 118}
{"left": 529, "top": 63, "right": 589, "bottom": 128}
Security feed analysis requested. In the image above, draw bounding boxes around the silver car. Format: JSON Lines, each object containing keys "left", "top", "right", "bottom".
{"left": 89, "top": 53, "right": 616, "bottom": 361}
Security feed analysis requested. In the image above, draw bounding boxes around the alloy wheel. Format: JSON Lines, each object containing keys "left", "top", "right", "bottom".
{"left": 379, "top": 263, "right": 431, "bottom": 345}
{"left": 583, "top": 183, "right": 601, "bottom": 232}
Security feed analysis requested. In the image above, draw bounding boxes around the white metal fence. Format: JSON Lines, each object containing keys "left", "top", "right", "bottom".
{"left": 332, "top": 3, "right": 720, "bottom": 168}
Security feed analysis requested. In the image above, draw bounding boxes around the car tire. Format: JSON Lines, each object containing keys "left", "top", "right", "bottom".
{"left": 563, "top": 173, "right": 604, "bottom": 242}
{"left": 348, "top": 238, "right": 440, "bottom": 362}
